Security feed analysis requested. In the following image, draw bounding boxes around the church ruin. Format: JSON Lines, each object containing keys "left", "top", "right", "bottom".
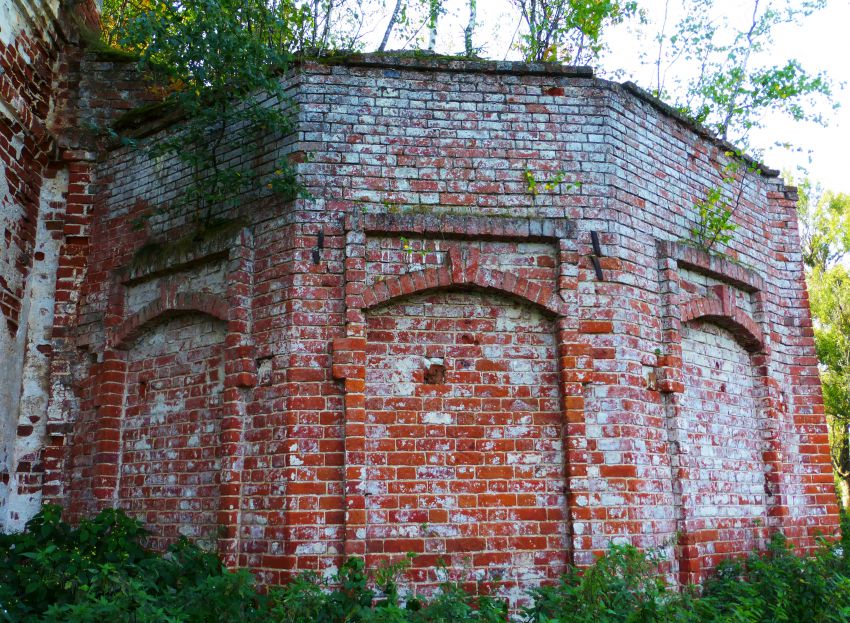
{"left": 0, "top": 0, "right": 839, "bottom": 594}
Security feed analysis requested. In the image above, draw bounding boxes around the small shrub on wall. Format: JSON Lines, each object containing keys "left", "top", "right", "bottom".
{"left": 3, "top": 506, "right": 850, "bottom": 622}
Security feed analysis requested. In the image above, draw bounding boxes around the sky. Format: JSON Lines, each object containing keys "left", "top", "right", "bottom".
{"left": 374, "top": 0, "right": 850, "bottom": 195}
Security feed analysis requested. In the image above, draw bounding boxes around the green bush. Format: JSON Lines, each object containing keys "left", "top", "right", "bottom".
{"left": 0, "top": 504, "right": 258, "bottom": 622}
{"left": 4, "top": 505, "right": 850, "bottom": 622}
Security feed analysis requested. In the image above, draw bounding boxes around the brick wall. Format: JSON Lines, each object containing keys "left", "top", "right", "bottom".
{"left": 364, "top": 290, "right": 567, "bottom": 593}
{"left": 0, "top": 0, "right": 87, "bottom": 528}
{"left": 121, "top": 313, "right": 227, "bottom": 550}
{"left": 6, "top": 54, "right": 838, "bottom": 599}
{"left": 0, "top": 0, "right": 161, "bottom": 529}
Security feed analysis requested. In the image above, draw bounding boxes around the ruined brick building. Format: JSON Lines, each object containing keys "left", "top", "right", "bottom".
{"left": 0, "top": 0, "right": 840, "bottom": 597}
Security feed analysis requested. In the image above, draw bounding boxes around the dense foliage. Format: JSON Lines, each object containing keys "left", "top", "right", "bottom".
{"left": 4, "top": 506, "right": 850, "bottom": 622}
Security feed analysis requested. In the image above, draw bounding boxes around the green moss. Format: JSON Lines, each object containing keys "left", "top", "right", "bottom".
{"left": 113, "top": 101, "right": 179, "bottom": 132}
{"left": 315, "top": 49, "right": 480, "bottom": 66}
{"left": 75, "top": 18, "right": 140, "bottom": 63}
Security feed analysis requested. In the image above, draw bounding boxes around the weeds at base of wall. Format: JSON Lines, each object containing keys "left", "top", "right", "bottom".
{"left": 4, "top": 506, "right": 850, "bottom": 622}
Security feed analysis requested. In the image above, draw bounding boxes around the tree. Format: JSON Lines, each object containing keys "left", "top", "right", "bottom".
{"left": 797, "top": 181, "right": 850, "bottom": 508}
{"left": 300, "top": 0, "right": 369, "bottom": 53}
{"left": 510, "top": 0, "right": 636, "bottom": 64}
{"left": 378, "top": 0, "right": 403, "bottom": 51}
{"left": 619, "top": 0, "right": 837, "bottom": 254}
{"left": 378, "top": 0, "right": 444, "bottom": 52}
{"left": 425, "top": 0, "right": 441, "bottom": 52}
{"left": 113, "top": 0, "right": 310, "bottom": 225}
{"left": 100, "top": 0, "right": 156, "bottom": 46}
{"left": 645, "top": 0, "right": 834, "bottom": 148}
{"left": 464, "top": 0, "right": 477, "bottom": 57}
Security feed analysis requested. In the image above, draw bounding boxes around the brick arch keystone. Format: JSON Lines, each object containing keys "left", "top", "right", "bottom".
{"left": 679, "top": 285, "right": 764, "bottom": 353}
{"left": 110, "top": 292, "right": 229, "bottom": 349}
{"left": 361, "top": 262, "right": 568, "bottom": 317}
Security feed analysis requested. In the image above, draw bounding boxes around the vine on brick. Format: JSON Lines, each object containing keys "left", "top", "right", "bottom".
{"left": 107, "top": 0, "right": 311, "bottom": 228}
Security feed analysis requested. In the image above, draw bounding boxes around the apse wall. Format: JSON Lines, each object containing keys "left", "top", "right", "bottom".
{"left": 26, "top": 56, "right": 837, "bottom": 595}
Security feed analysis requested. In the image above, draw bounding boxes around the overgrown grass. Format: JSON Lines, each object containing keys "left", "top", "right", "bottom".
{"left": 3, "top": 505, "right": 850, "bottom": 622}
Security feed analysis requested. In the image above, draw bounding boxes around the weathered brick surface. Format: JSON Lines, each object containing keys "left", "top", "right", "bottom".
{"left": 1, "top": 52, "right": 839, "bottom": 598}
{"left": 120, "top": 314, "right": 227, "bottom": 550}
{"left": 679, "top": 323, "right": 767, "bottom": 551}
{"left": 364, "top": 291, "right": 567, "bottom": 592}
{"left": 0, "top": 0, "right": 169, "bottom": 528}
{"left": 0, "top": 0, "right": 111, "bottom": 529}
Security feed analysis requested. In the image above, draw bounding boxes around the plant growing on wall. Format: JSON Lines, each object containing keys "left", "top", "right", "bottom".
{"left": 524, "top": 168, "right": 581, "bottom": 196}
{"left": 112, "top": 0, "right": 311, "bottom": 227}
{"left": 689, "top": 152, "right": 766, "bottom": 253}
{"left": 691, "top": 184, "right": 737, "bottom": 252}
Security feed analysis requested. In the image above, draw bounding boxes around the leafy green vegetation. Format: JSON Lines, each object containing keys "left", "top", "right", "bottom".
{"left": 4, "top": 506, "right": 850, "bottom": 622}
{"left": 510, "top": 0, "right": 637, "bottom": 64}
{"left": 646, "top": 0, "right": 835, "bottom": 148}
{"left": 105, "top": 0, "right": 310, "bottom": 229}
{"left": 688, "top": 153, "right": 764, "bottom": 253}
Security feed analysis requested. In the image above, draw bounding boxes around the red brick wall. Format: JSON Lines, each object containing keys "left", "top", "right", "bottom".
{"left": 364, "top": 290, "right": 567, "bottom": 591}
{"left": 121, "top": 314, "right": 227, "bottom": 550}
{"left": 0, "top": 0, "right": 106, "bottom": 529}
{"left": 679, "top": 322, "right": 766, "bottom": 558}
{"left": 0, "top": 0, "right": 165, "bottom": 529}
{"left": 33, "top": 56, "right": 838, "bottom": 600}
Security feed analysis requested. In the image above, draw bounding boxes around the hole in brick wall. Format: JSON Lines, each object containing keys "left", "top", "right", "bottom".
{"left": 643, "top": 365, "right": 657, "bottom": 391}
{"left": 257, "top": 356, "right": 273, "bottom": 386}
{"left": 89, "top": 352, "right": 98, "bottom": 365}
{"left": 138, "top": 379, "right": 148, "bottom": 400}
{"left": 459, "top": 333, "right": 479, "bottom": 345}
{"left": 424, "top": 363, "right": 446, "bottom": 384}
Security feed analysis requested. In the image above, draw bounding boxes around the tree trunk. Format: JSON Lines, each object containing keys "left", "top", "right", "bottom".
{"left": 464, "top": 0, "right": 476, "bottom": 56}
{"left": 319, "top": 0, "right": 334, "bottom": 53}
{"left": 427, "top": 0, "right": 440, "bottom": 52}
{"left": 840, "top": 476, "right": 850, "bottom": 511}
{"left": 379, "top": 0, "right": 403, "bottom": 51}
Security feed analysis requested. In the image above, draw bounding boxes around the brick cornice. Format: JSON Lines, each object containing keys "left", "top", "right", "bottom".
{"left": 658, "top": 240, "right": 764, "bottom": 293}
{"left": 109, "top": 291, "right": 228, "bottom": 348}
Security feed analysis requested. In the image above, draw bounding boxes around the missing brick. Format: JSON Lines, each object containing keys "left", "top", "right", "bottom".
{"left": 424, "top": 361, "right": 446, "bottom": 384}
{"left": 257, "top": 356, "right": 273, "bottom": 386}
